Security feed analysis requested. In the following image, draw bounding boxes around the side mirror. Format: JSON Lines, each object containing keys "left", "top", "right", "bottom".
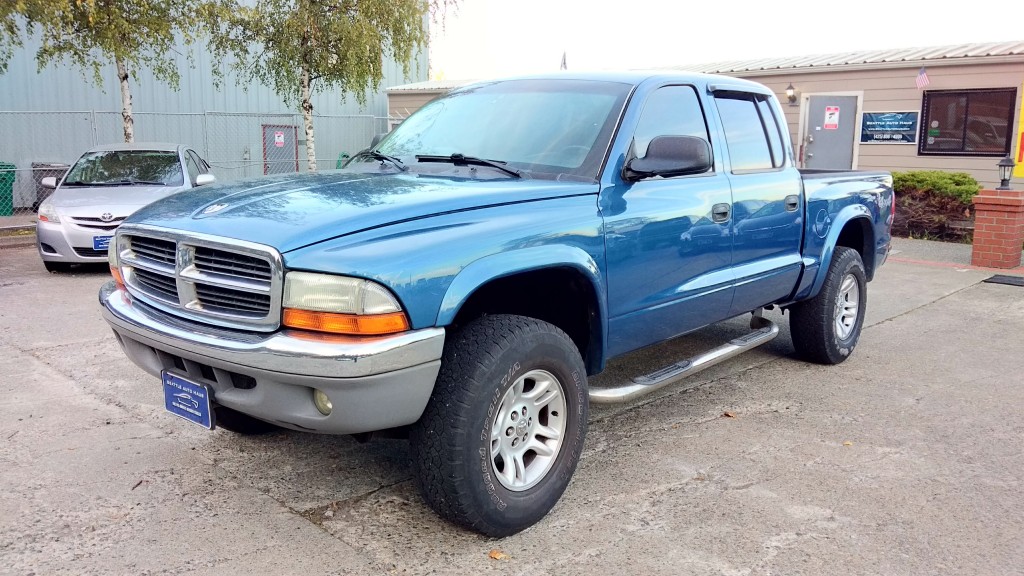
{"left": 369, "top": 133, "right": 387, "bottom": 148}
{"left": 624, "top": 136, "right": 712, "bottom": 182}
{"left": 41, "top": 177, "right": 57, "bottom": 189}
{"left": 195, "top": 174, "right": 217, "bottom": 187}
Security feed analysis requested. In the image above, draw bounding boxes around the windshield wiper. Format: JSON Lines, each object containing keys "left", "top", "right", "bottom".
{"left": 364, "top": 150, "right": 407, "bottom": 171}
{"left": 117, "top": 178, "right": 167, "bottom": 186}
{"left": 415, "top": 154, "right": 522, "bottom": 178}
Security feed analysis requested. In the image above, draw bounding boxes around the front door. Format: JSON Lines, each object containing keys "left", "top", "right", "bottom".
{"left": 802, "top": 95, "right": 859, "bottom": 169}
{"left": 602, "top": 85, "right": 734, "bottom": 357}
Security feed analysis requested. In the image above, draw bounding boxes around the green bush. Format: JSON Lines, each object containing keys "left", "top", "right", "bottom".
{"left": 892, "top": 171, "right": 981, "bottom": 204}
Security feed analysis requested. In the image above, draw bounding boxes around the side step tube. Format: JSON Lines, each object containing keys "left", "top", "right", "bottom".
{"left": 589, "top": 313, "right": 779, "bottom": 404}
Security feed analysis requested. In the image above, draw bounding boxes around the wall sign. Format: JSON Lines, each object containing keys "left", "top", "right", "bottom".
{"left": 274, "top": 131, "right": 285, "bottom": 147}
{"left": 824, "top": 106, "right": 840, "bottom": 130}
{"left": 860, "top": 111, "right": 919, "bottom": 144}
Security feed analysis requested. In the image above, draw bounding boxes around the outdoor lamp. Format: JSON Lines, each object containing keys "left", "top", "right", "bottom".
{"left": 997, "top": 155, "right": 1015, "bottom": 190}
{"left": 785, "top": 83, "right": 797, "bottom": 106}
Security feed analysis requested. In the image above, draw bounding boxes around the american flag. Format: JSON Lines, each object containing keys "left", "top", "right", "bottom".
{"left": 915, "top": 67, "right": 930, "bottom": 89}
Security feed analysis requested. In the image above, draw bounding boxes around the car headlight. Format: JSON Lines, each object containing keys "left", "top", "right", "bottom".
{"left": 282, "top": 272, "right": 409, "bottom": 335}
{"left": 37, "top": 198, "right": 60, "bottom": 223}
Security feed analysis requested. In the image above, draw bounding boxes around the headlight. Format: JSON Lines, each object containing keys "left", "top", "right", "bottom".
{"left": 37, "top": 199, "right": 60, "bottom": 223}
{"left": 282, "top": 272, "right": 409, "bottom": 335}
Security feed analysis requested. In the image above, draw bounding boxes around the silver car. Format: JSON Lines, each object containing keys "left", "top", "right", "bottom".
{"left": 36, "top": 143, "right": 216, "bottom": 272}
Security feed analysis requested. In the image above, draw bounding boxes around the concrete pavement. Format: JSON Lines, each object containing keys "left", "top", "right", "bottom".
{"left": 0, "top": 239, "right": 1022, "bottom": 575}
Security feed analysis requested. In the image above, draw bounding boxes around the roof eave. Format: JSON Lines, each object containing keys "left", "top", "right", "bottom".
{"left": 711, "top": 53, "right": 1024, "bottom": 77}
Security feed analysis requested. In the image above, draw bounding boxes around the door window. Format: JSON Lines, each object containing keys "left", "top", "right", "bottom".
{"left": 632, "top": 85, "right": 711, "bottom": 162}
{"left": 187, "top": 150, "right": 209, "bottom": 174}
{"left": 184, "top": 152, "right": 201, "bottom": 184}
{"left": 715, "top": 94, "right": 785, "bottom": 172}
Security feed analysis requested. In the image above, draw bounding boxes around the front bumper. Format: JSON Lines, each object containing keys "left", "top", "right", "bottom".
{"left": 99, "top": 281, "right": 444, "bottom": 434}
{"left": 37, "top": 220, "right": 111, "bottom": 263}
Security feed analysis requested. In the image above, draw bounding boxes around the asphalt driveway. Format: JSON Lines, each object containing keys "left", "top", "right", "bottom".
{"left": 1, "top": 239, "right": 1022, "bottom": 575}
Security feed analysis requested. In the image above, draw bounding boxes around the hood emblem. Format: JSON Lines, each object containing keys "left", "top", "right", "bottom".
{"left": 100, "top": 212, "right": 115, "bottom": 222}
{"left": 202, "top": 203, "right": 229, "bottom": 215}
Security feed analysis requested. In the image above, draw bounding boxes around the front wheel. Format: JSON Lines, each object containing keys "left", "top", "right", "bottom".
{"left": 789, "top": 246, "right": 868, "bottom": 364}
{"left": 410, "top": 315, "right": 588, "bottom": 537}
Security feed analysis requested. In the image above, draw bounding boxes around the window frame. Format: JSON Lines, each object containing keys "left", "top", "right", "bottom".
{"left": 917, "top": 87, "right": 1017, "bottom": 157}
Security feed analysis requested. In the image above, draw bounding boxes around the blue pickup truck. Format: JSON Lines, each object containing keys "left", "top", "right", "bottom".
{"left": 100, "top": 72, "right": 893, "bottom": 536}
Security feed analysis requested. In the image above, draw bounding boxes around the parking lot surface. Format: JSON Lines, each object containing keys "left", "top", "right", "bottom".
{"left": 1, "top": 240, "right": 1022, "bottom": 575}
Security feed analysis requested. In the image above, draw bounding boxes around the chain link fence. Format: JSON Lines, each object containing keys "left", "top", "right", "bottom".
{"left": 0, "top": 111, "right": 390, "bottom": 222}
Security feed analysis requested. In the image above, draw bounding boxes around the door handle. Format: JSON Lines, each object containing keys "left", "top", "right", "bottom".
{"left": 785, "top": 194, "right": 800, "bottom": 212}
{"left": 712, "top": 203, "right": 731, "bottom": 223}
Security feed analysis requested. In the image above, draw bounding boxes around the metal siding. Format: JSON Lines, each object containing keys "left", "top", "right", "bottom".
{"left": 0, "top": 33, "right": 425, "bottom": 115}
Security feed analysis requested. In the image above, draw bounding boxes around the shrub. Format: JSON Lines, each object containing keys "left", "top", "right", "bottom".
{"left": 891, "top": 171, "right": 981, "bottom": 242}
{"left": 892, "top": 170, "right": 981, "bottom": 205}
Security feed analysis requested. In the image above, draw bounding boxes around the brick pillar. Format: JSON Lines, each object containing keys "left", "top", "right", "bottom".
{"left": 971, "top": 189, "right": 1024, "bottom": 269}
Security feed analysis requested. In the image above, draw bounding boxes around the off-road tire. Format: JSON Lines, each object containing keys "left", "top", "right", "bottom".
{"left": 213, "top": 405, "right": 278, "bottom": 435}
{"left": 410, "top": 314, "right": 588, "bottom": 537}
{"left": 790, "top": 247, "right": 867, "bottom": 364}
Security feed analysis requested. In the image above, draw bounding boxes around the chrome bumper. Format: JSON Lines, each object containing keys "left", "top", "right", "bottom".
{"left": 99, "top": 281, "right": 445, "bottom": 434}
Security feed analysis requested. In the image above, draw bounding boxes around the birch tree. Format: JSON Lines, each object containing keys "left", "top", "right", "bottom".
{"left": 0, "top": 0, "right": 197, "bottom": 142}
{"left": 205, "top": 0, "right": 446, "bottom": 172}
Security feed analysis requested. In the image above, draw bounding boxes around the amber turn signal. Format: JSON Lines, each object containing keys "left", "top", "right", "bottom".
{"left": 110, "top": 266, "right": 126, "bottom": 289}
{"left": 282, "top": 308, "right": 409, "bottom": 336}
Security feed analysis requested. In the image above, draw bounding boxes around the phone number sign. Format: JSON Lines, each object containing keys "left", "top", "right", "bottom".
{"left": 861, "top": 111, "right": 918, "bottom": 144}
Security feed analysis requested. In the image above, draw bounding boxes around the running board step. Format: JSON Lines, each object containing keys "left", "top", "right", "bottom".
{"left": 589, "top": 314, "right": 779, "bottom": 404}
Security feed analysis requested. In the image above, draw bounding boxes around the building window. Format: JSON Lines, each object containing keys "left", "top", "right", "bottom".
{"left": 918, "top": 88, "right": 1016, "bottom": 156}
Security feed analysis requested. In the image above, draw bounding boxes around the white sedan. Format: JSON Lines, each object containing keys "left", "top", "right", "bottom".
{"left": 36, "top": 143, "right": 216, "bottom": 272}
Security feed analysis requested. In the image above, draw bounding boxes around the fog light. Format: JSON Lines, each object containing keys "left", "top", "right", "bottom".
{"left": 313, "top": 389, "right": 333, "bottom": 416}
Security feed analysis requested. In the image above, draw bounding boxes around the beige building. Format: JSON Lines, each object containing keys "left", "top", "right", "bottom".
{"left": 387, "top": 41, "right": 1024, "bottom": 188}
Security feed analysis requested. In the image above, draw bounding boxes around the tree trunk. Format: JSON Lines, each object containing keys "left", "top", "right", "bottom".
{"left": 300, "top": 67, "right": 316, "bottom": 172}
{"left": 116, "top": 57, "right": 134, "bottom": 143}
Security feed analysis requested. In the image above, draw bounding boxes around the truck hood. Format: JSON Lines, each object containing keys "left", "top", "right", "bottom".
{"left": 125, "top": 171, "right": 599, "bottom": 253}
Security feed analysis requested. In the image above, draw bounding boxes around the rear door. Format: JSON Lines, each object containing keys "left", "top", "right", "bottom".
{"left": 712, "top": 91, "right": 804, "bottom": 315}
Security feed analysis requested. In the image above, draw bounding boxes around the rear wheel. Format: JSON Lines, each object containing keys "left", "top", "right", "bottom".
{"left": 410, "top": 314, "right": 588, "bottom": 537}
{"left": 213, "top": 406, "right": 278, "bottom": 435}
{"left": 790, "top": 247, "right": 867, "bottom": 364}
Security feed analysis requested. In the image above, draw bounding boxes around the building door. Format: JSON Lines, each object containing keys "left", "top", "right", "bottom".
{"left": 262, "top": 124, "right": 298, "bottom": 174}
{"left": 802, "top": 95, "right": 859, "bottom": 169}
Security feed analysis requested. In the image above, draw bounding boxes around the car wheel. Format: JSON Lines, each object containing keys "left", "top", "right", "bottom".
{"left": 410, "top": 314, "right": 588, "bottom": 537}
{"left": 213, "top": 406, "right": 278, "bottom": 435}
{"left": 789, "top": 247, "right": 867, "bottom": 364}
{"left": 43, "top": 261, "right": 71, "bottom": 273}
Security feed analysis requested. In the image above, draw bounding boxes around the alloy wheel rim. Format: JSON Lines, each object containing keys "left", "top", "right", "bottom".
{"left": 834, "top": 273, "right": 860, "bottom": 340}
{"left": 489, "top": 369, "right": 567, "bottom": 491}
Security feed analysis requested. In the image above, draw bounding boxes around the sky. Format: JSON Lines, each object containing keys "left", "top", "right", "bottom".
{"left": 429, "top": 0, "right": 1022, "bottom": 80}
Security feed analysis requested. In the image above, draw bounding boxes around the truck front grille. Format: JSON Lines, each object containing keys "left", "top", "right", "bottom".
{"left": 129, "top": 236, "right": 176, "bottom": 266}
{"left": 117, "top": 228, "right": 283, "bottom": 331}
{"left": 194, "top": 247, "right": 272, "bottom": 281}
{"left": 134, "top": 268, "right": 179, "bottom": 302}
{"left": 195, "top": 283, "right": 272, "bottom": 315}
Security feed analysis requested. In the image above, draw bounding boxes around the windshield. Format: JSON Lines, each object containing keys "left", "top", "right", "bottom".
{"left": 64, "top": 150, "right": 184, "bottom": 186}
{"left": 373, "top": 79, "right": 632, "bottom": 181}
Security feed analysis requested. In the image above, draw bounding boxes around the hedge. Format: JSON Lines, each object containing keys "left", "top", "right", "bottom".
{"left": 892, "top": 171, "right": 981, "bottom": 205}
